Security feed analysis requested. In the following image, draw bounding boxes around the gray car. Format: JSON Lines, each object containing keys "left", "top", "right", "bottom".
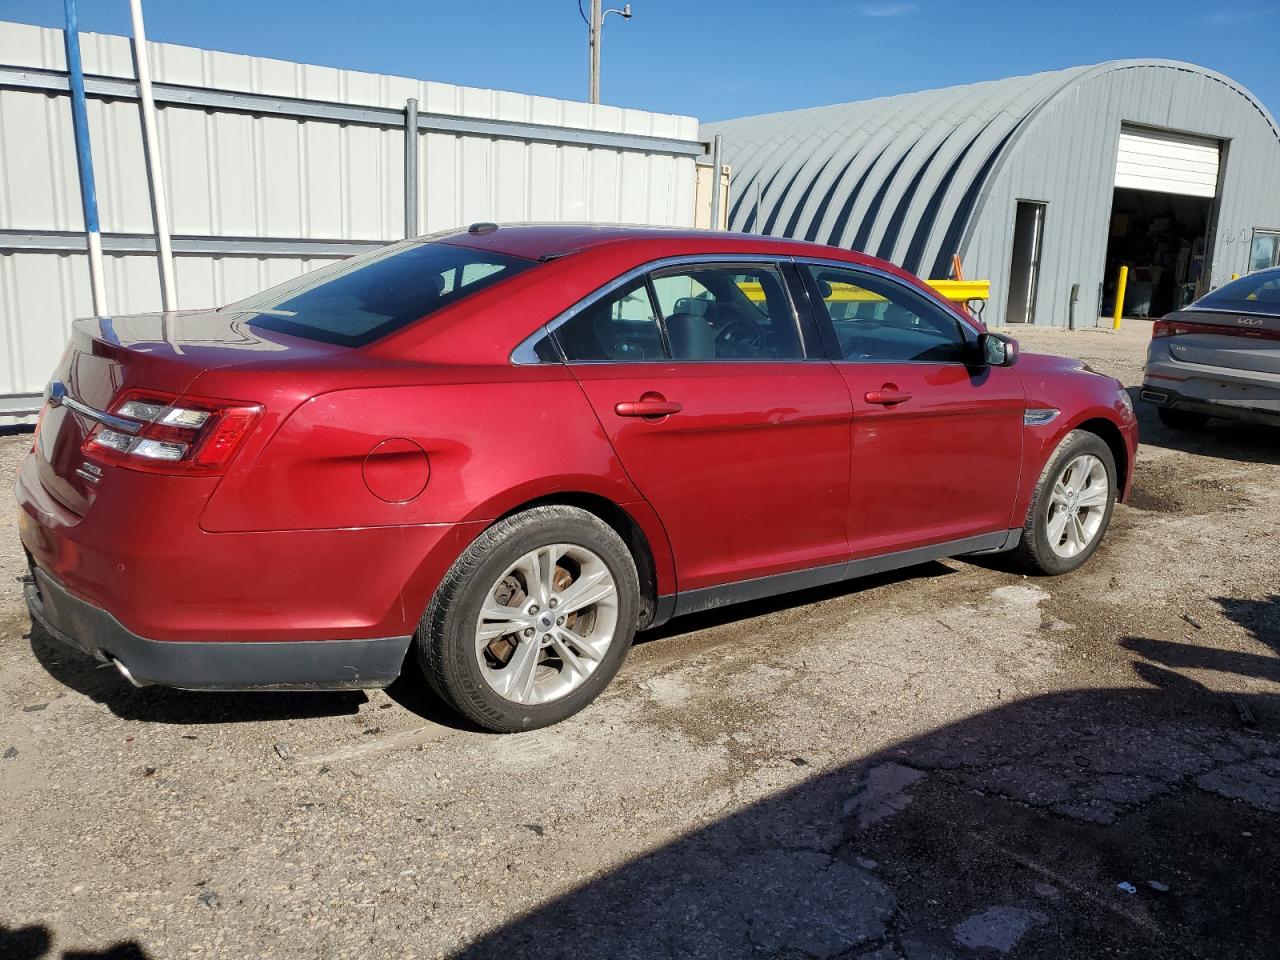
{"left": 1141, "top": 267, "right": 1280, "bottom": 429}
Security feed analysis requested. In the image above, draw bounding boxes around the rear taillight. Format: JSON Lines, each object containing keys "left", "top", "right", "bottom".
{"left": 82, "top": 390, "right": 262, "bottom": 475}
{"left": 1153, "top": 318, "right": 1280, "bottom": 340}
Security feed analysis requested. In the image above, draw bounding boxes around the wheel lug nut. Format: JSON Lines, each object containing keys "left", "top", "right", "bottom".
{"left": 542, "top": 634, "right": 551, "bottom": 644}
{"left": 549, "top": 598, "right": 558, "bottom": 609}
{"left": 528, "top": 604, "right": 539, "bottom": 615}
{"left": 557, "top": 616, "right": 565, "bottom": 625}
{"left": 523, "top": 628, "right": 534, "bottom": 638}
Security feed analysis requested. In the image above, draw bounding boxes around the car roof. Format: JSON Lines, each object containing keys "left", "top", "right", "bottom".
{"left": 437, "top": 222, "right": 882, "bottom": 266}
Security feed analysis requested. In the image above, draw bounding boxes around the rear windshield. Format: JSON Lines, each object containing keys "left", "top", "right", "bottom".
{"left": 1193, "top": 269, "right": 1280, "bottom": 316}
{"left": 224, "top": 241, "right": 535, "bottom": 346}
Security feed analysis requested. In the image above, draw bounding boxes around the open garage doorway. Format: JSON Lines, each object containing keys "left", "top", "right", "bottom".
{"left": 1102, "top": 127, "right": 1221, "bottom": 319}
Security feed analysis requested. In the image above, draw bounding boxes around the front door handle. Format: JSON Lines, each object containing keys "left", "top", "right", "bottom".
{"left": 864, "top": 385, "right": 912, "bottom": 406}
{"left": 615, "top": 394, "right": 683, "bottom": 419}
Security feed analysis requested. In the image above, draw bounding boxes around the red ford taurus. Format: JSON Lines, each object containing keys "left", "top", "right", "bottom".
{"left": 17, "top": 225, "right": 1137, "bottom": 731}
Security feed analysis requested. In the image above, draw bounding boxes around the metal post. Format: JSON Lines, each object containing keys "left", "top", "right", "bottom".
{"left": 708, "top": 135, "right": 723, "bottom": 231}
{"left": 1112, "top": 265, "right": 1129, "bottom": 330}
{"left": 63, "top": 0, "right": 107, "bottom": 317}
{"left": 129, "top": 0, "right": 175, "bottom": 311}
{"left": 1068, "top": 282, "right": 1079, "bottom": 331}
{"left": 588, "top": 0, "right": 602, "bottom": 104}
{"left": 403, "top": 97, "right": 419, "bottom": 238}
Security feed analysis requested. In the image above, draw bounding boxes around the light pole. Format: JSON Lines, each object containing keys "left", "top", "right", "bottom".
{"left": 587, "top": 1, "right": 633, "bottom": 105}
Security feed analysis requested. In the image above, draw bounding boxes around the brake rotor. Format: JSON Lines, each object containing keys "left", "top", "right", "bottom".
{"left": 484, "top": 574, "right": 526, "bottom": 666}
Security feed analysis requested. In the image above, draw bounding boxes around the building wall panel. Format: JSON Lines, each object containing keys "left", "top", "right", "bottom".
{"left": 709, "top": 59, "right": 1280, "bottom": 328}
{"left": 0, "top": 21, "right": 701, "bottom": 412}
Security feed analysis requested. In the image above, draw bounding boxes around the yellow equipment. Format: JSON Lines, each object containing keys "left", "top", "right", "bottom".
{"left": 736, "top": 278, "right": 990, "bottom": 306}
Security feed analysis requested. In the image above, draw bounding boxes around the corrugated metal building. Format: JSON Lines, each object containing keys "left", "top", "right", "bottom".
{"left": 0, "top": 21, "right": 704, "bottom": 416}
{"left": 706, "top": 60, "right": 1280, "bottom": 327}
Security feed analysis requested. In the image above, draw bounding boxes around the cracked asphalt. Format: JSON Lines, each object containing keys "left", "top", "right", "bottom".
{"left": 1, "top": 323, "right": 1277, "bottom": 959}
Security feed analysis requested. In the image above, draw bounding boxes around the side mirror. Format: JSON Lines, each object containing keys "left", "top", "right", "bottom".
{"left": 978, "top": 331, "right": 1019, "bottom": 367}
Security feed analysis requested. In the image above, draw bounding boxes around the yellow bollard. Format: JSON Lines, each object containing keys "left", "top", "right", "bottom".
{"left": 1231, "top": 273, "right": 1240, "bottom": 281}
{"left": 1112, "top": 265, "right": 1129, "bottom": 330}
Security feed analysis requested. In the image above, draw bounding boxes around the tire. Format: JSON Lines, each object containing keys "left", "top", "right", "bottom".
{"left": 1014, "top": 430, "right": 1117, "bottom": 576}
{"left": 1157, "top": 407, "right": 1210, "bottom": 430}
{"left": 416, "top": 505, "right": 640, "bottom": 732}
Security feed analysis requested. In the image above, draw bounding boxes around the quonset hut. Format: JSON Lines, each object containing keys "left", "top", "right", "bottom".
{"left": 706, "top": 60, "right": 1280, "bottom": 326}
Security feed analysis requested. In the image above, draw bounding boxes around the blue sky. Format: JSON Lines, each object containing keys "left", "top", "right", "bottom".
{"left": 4, "top": 1, "right": 1277, "bottom": 121}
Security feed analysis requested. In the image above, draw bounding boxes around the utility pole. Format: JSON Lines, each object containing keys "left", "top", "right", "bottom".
{"left": 587, "top": 1, "right": 633, "bottom": 105}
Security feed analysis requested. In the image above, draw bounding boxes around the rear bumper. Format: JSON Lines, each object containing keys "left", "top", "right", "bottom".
{"left": 15, "top": 449, "right": 484, "bottom": 645}
{"left": 1139, "top": 383, "right": 1280, "bottom": 427}
{"left": 24, "top": 565, "right": 410, "bottom": 691}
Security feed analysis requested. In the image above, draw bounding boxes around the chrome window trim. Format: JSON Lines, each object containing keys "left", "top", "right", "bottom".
{"left": 510, "top": 253, "right": 813, "bottom": 366}
{"left": 796, "top": 257, "right": 983, "bottom": 366}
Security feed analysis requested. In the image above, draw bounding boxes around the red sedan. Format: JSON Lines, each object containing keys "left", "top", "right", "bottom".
{"left": 16, "top": 226, "right": 1137, "bottom": 731}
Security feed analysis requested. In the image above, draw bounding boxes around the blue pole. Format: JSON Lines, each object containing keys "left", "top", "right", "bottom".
{"left": 63, "top": 0, "right": 108, "bottom": 315}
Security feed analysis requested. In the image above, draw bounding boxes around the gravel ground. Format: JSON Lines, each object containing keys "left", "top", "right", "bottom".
{"left": 1, "top": 322, "right": 1277, "bottom": 960}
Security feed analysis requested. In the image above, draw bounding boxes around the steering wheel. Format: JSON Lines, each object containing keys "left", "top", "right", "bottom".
{"left": 715, "top": 315, "right": 765, "bottom": 355}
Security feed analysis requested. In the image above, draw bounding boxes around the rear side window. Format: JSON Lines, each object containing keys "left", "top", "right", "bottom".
{"left": 226, "top": 241, "right": 534, "bottom": 347}
{"left": 650, "top": 264, "right": 803, "bottom": 360}
{"left": 1195, "top": 270, "right": 1280, "bottom": 314}
{"left": 554, "top": 277, "right": 666, "bottom": 361}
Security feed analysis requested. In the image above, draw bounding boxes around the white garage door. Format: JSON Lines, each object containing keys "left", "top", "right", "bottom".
{"left": 1114, "top": 127, "right": 1221, "bottom": 198}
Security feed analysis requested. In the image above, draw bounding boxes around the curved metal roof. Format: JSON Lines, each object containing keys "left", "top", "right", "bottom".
{"left": 705, "top": 60, "right": 1280, "bottom": 278}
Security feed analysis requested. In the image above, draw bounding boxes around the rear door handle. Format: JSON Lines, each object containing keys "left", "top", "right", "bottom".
{"left": 864, "top": 387, "right": 912, "bottom": 406}
{"left": 615, "top": 395, "right": 683, "bottom": 418}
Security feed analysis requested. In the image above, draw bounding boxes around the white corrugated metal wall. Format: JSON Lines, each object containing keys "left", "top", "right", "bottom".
{"left": 0, "top": 21, "right": 702, "bottom": 415}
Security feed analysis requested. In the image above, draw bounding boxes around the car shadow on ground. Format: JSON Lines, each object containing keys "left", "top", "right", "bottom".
{"left": 25, "top": 617, "right": 488, "bottom": 732}
{"left": 451, "top": 594, "right": 1280, "bottom": 960}
{"left": 25, "top": 624, "right": 368, "bottom": 725}
{"left": 636, "top": 562, "right": 959, "bottom": 647}
{"left": 0, "top": 923, "right": 148, "bottom": 959}
{"left": 1128, "top": 386, "right": 1280, "bottom": 467}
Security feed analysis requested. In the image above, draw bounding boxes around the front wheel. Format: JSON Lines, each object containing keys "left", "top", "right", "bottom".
{"left": 417, "top": 506, "right": 640, "bottom": 732}
{"left": 1014, "top": 431, "right": 1117, "bottom": 575}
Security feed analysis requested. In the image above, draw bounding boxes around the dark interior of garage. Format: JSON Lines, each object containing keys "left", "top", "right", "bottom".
{"left": 1102, "top": 187, "right": 1213, "bottom": 319}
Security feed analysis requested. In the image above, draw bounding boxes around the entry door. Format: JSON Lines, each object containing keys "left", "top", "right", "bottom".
{"left": 1005, "top": 201, "right": 1046, "bottom": 324}
{"left": 554, "top": 262, "right": 852, "bottom": 592}
{"left": 800, "top": 263, "right": 1025, "bottom": 559}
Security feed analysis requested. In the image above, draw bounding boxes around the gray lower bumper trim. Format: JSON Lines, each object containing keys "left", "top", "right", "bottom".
{"left": 25, "top": 568, "right": 410, "bottom": 692}
{"left": 1139, "top": 385, "right": 1280, "bottom": 427}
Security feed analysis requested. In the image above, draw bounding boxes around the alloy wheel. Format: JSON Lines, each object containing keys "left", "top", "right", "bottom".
{"left": 1045, "top": 453, "right": 1109, "bottom": 559}
{"left": 473, "top": 544, "right": 619, "bottom": 705}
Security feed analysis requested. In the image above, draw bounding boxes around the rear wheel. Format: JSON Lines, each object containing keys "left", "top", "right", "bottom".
{"left": 417, "top": 505, "right": 640, "bottom": 732}
{"left": 1015, "top": 430, "right": 1117, "bottom": 575}
{"left": 1157, "top": 407, "right": 1210, "bottom": 430}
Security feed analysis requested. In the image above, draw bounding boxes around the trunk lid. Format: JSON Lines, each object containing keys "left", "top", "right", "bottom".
{"left": 1156, "top": 309, "right": 1280, "bottom": 375}
{"left": 35, "top": 309, "right": 342, "bottom": 516}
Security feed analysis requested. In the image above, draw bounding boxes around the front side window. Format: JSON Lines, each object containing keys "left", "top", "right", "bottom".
{"left": 649, "top": 264, "right": 802, "bottom": 360}
{"left": 803, "top": 264, "right": 972, "bottom": 364}
{"left": 227, "top": 241, "right": 533, "bottom": 347}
